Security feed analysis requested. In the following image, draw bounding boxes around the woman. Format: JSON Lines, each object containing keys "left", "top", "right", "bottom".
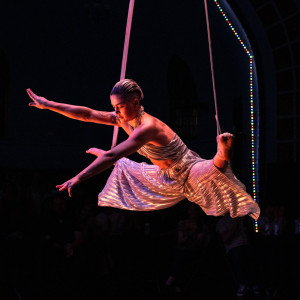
{"left": 27, "top": 79, "right": 260, "bottom": 220}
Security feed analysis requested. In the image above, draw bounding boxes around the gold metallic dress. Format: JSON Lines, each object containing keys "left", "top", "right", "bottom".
{"left": 98, "top": 134, "right": 260, "bottom": 220}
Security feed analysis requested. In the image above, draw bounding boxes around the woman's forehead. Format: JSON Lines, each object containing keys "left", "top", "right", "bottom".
{"left": 110, "top": 95, "right": 125, "bottom": 106}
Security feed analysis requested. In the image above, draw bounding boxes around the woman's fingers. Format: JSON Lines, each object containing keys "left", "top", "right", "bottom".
{"left": 86, "top": 147, "right": 105, "bottom": 157}
{"left": 26, "top": 88, "right": 39, "bottom": 106}
{"left": 26, "top": 88, "right": 37, "bottom": 100}
{"left": 56, "top": 183, "right": 66, "bottom": 191}
{"left": 56, "top": 182, "right": 68, "bottom": 192}
{"left": 56, "top": 181, "right": 73, "bottom": 197}
{"left": 27, "top": 89, "right": 48, "bottom": 109}
{"left": 26, "top": 88, "right": 32, "bottom": 97}
{"left": 27, "top": 88, "right": 37, "bottom": 98}
{"left": 68, "top": 185, "right": 72, "bottom": 197}
{"left": 86, "top": 147, "right": 98, "bottom": 153}
{"left": 86, "top": 148, "right": 97, "bottom": 156}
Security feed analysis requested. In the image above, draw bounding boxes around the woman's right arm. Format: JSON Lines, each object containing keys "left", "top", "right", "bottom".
{"left": 26, "top": 88, "right": 118, "bottom": 126}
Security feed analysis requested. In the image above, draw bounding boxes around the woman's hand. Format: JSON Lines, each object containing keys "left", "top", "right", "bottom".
{"left": 86, "top": 148, "right": 116, "bottom": 165}
{"left": 86, "top": 147, "right": 106, "bottom": 158}
{"left": 56, "top": 176, "right": 80, "bottom": 197}
{"left": 27, "top": 88, "right": 49, "bottom": 109}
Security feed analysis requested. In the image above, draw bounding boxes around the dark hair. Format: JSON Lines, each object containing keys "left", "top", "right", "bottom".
{"left": 110, "top": 79, "right": 144, "bottom": 102}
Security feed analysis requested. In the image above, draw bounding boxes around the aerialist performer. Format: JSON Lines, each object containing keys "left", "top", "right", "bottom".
{"left": 27, "top": 79, "right": 260, "bottom": 220}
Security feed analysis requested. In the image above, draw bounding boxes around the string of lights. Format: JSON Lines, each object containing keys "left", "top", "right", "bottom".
{"left": 213, "top": 0, "right": 260, "bottom": 232}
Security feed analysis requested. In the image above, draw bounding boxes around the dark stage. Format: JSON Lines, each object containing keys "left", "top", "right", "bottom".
{"left": 1, "top": 0, "right": 300, "bottom": 299}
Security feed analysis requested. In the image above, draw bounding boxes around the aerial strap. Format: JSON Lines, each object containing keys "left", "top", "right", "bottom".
{"left": 112, "top": 0, "right": 220, "bottom": 146}
{"left": 204, "top": 0, "right": 222, "bottom": 136}
{"left": 111, "top": 0, "right": 135, "bottom": 149}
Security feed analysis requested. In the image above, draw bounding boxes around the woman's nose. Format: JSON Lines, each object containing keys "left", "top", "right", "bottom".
{"left": 115, "top": 107, "right": 120, "bottom": 114}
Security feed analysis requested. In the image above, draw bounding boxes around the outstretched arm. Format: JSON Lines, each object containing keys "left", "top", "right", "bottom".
{"left": 27, "top": 88, "right": 119, "bottom": 126}
{"left": 56, "top": 124, "right": 156, "bottom": 197}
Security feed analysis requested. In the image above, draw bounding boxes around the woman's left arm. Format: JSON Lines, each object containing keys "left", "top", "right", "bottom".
{"left": 56, "top": 125, "right": 155, "bottom": 197}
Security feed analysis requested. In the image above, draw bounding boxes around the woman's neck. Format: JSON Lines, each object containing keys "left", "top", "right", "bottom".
{"left": 129, "top": 105, "right": 144, "bottom": 129}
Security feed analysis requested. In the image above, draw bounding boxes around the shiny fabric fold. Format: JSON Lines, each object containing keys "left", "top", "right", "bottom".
{"left": 98, "top": 158, "right": 186, "bottom": 211}
{"left": 98, "top": 150, "right": 260, "bottom": 220}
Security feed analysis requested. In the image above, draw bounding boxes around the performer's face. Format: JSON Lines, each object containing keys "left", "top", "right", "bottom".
{"left": 110, "top": 94, "right": 138, "bottom": 122}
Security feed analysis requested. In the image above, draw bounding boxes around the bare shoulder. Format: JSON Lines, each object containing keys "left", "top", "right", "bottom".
{"left": 137, "top": 114, "right": 175, "bottom": 144}
{"left": 132, "top": 120, "right": 157, "bottom": 139}
{"left": 139, "top": 114, "right": 163, "bottom": 134}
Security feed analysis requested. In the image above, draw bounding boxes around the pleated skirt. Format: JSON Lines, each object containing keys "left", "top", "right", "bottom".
{"left": 98, "top": 156, "right": 260, "bottom": 220}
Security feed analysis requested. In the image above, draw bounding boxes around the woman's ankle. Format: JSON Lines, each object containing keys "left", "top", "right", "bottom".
{"left": 213, "top": 154, "right": 228, "bottom": 169}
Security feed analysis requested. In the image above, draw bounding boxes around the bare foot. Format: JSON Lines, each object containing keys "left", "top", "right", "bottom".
{"left": 217, "top": 132, "right": 234, "bottom": 161}
{"left": 213, "top": 132, "right": 234, "bottom": 169}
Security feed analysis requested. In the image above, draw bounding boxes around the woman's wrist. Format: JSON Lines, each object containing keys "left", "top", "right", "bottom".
{"left": 75, "top": 174, "right": 84, "bottom": 183}
{"left": 45, "top": 100, "right": 57, "bottom": 109}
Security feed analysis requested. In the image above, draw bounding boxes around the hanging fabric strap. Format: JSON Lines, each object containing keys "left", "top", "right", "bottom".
{"left": 111, "top": 0, "right": 135, "bottom": 149}
{"left": 203, "top": 0, "right": 221, "bottom": 136}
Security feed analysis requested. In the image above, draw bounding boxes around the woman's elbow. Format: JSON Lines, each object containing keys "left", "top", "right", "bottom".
{"left": 75, "top": 107, "right": 93, "bottom": 122}
{"left": 80, "top": 111, "right": 92, "bottom": 122}
{"left": 102, "top": 150, "right": 123, "bottom": 164}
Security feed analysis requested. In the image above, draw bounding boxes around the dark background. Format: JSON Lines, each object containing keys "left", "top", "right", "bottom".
{"left": 0, "top": 0, "right": 300, "bottom": 299}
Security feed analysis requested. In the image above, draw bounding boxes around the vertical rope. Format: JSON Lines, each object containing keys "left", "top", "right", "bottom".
{"left": 120, "top": 0, "right": 135, "bottom": 81}
{"left": 204, "top": 0, "right": 221, "bottom": 136}
{"left": 111, "top": 0, "right": 135, "bottom": 149}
